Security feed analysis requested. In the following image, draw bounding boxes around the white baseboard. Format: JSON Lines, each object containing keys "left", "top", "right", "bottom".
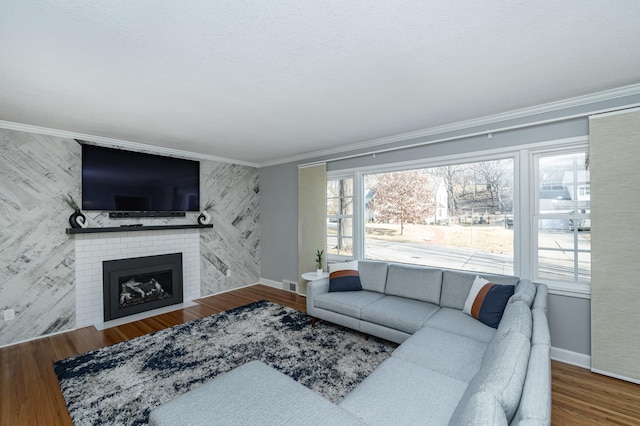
{"left": 258, "top": 277, "right": 301, "bottom": 294}
{"left": 590, "top": 368, "right": 640, "bottom": 385}
{"left": 0, "top": 327, "right": 77, "bottom": 350}
{"left": 550, "top": 346, "right": 591, "bottom": 369}
{"left": 551, "top": 347, "right": 640, "bottom": 384}
{"left": 258, "top": 277, "right": 284, "bottom": 290}
{"left": 197, "top": 282, "right": 258, "bottom": 299}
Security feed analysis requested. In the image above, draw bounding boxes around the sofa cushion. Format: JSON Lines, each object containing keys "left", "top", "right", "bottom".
{"left": 148, "top": 361, "right": 366, "bottom": 426}
{"left": 424, "top": 308, "right": 497, "bottom": 343}
{"left": 314, "top": 290, "right": 385, "bottom": 319}
{"left": 483, "top": 301, "right": 532, "bottom": 372}
{"left": 361, "top": 296, "right": 440, "bottom": 334}
{"left": 495, "top": 300, "right": 533, "bottom": 342}
{"left": 441, "top": 270, "right": 520, "bottom": 310}
{"left": 448, "top": 389, "right": 508, "bottom": 426}
{"left": 312, "top": 307, "right": 361, "bottom": 331}
{"left": 329, "top": 261, "right": 363, "bottom": 292}
{"left": 392, "top": 327, "right": 488, "bottom": 382}
{"left": 463, "top": 276, "right": 514, "bottom": 328}
{"left": 359, "top": 321, "right": 412, "bottom": 344}
{"left": 467, "top": 332, "right": 531, "bottom": 422}
{"left": 511, "top": 344, "right": 551, "bottom": 425}
{"left": 511, "top": 279, "right": 537, "bottom": 307}
{"left": 358, "top": 260, "right": 388, "bottom": 293}
{"left": 385, "top": 264, "right": 442, "bottom": 304}
{"left": 339, "top": 357, "right": 467, "bottom": 426}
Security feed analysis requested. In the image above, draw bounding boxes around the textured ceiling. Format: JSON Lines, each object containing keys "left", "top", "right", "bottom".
{"left": 1, "top": 1, "right": 639, "bottom": 166}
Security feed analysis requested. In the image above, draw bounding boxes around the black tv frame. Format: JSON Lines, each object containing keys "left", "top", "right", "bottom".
{"left": 81, "top": 143, "right": 200, "bottom": 214}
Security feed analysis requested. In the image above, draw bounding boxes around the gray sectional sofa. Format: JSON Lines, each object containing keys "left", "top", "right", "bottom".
{"left": 150, "top": 260, "right": 551, "bottom": 425}
{"left": 308, "top": 261, "right": 551, "bottom": 425}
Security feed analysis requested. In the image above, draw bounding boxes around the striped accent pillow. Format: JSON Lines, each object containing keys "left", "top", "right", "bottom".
{"left": 463, "top": 276, "right": 514, "bottom": 328}
{"left": 329, "top": 261, "right": 363, "bottom": 292}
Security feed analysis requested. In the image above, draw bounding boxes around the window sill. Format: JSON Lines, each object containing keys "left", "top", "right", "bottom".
{"left": 545, "top": 282, "right": 591, "bottom": 299}
{"left": 327, "top": 255, "right": 354, "bottom": 263}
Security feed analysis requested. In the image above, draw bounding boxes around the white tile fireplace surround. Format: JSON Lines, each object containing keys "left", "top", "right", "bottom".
{"left": 74, "top": 229, "right": 201, "bottom": 328}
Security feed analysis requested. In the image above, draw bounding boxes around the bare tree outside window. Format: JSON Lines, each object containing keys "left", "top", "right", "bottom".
{"left": 327, "top": 178, "right": 353, "bottom": 257}
{"left": 363, "top": 158, "right": 514, "bottom": 275}
{"left": 368, "top": 170, "right": 434, "bottom": 235}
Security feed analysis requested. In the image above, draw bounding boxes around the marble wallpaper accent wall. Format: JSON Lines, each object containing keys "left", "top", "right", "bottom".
{"left": 0, "top": 127, "right": 260, "bottom": 347}
{"left": 199, "top": 162, "right": 260, "bottom": 295}
{"left": 0, "top": 129, "right": 79, "bottom": 346}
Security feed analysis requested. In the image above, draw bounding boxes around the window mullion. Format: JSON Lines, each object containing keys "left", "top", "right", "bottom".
{"left": 353, "top": 171, "right": 364, "bottom": 260}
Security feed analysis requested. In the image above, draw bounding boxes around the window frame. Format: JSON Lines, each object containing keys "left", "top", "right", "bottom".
{"left": 529, "top": 144, "right": 591, "bottom": 296}
{"left": 325, "top": 136, "right": 591, "bottom": 297}
{"left": 326, "top": 174, "right": 359, "bottom": 261}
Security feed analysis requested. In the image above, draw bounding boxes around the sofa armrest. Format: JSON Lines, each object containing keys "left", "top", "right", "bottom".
{"left": 532, "top": 283, "right": 548, "bottom": 313}
{"left": 306, "top": 277, "right": 330, "bottom": 316}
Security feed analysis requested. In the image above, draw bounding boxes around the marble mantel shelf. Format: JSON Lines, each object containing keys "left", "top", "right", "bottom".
{"left": 66, "top": 224, "right": 213, "bottom": 235}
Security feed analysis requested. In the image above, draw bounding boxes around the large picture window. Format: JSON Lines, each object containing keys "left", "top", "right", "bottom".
{"left": 325, "top": 138, "right": 591, "bottom": 294}
{"left": 362, "top": 159, "right": 514, "bottom": 275}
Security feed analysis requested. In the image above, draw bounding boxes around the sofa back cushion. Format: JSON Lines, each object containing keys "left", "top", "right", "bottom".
{"left": 441, "top": 270, "right": 520, "bottom": 310}
{"left": 496, "top": 300, "right": 533, "bottom": 342}
{"left": 385, "top": 264, "right": 442, "bottom": 304}
{"left": 467, "top": 332, "right": 531, "bottom": 423}
{"left": 484, "top": 301, "right": 532, "bottom": 363}
{"left": 358, "top": 261, "right": 389, "bottom": 293}
{"left": 448, "top": 389, "right": 508, "bottom": 426}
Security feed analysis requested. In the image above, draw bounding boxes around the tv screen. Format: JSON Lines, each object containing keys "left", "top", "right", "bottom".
{"left": 82, "top": 144, "right": 200, "bottom": 212}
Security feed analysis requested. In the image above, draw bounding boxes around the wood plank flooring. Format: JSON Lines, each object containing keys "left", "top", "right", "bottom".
{"left": 1, "top": 284, "right": 638, "bottom": 425}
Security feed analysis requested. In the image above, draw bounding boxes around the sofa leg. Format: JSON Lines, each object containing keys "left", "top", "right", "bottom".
{"left": 311, "top": 317, "right": 316, "bottom": 327}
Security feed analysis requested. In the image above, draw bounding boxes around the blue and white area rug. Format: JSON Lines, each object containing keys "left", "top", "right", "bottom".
{"left": 54, "top": 300, "right": 396, "bottom": 425}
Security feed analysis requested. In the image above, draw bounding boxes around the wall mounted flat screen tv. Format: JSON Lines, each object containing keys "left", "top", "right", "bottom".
{"left": 82, "top": 144, "right": 200, "bottom": 212}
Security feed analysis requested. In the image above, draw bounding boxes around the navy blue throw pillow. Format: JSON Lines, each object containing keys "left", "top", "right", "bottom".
{"left": 471, "top": 284, "right": 515, "bottom": 328}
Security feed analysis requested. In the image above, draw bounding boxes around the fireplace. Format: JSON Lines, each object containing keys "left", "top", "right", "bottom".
{"left": 103, "top": 253, "right": 184, "bottom": 321}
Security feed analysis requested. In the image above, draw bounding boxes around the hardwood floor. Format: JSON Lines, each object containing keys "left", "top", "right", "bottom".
{"left": 1, "top": 284, "right": 638, "bottom": 425}
{"left": 552, "top": 360, "right": 640, "bottom": 425}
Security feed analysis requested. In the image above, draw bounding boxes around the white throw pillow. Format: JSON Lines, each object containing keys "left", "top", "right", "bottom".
{"left": 463, "top": 276, "right": 492, "bottom": 316}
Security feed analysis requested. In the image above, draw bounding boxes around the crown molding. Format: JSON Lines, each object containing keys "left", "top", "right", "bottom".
{"left": 258, "top": 82, "right": 640, "bottom": 167}
{"left": 3, "top": 83, "right": 639, "bottom": 169}
{"left": 589, "top": 105, "right": 640, "bottom": 119}
{"left": 0, "top": 120, "right": 259, "bottom": 168}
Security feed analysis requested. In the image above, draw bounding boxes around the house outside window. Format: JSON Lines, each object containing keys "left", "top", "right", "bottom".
{"left": 533, "top": 149, "right": 590, "bottom": 286}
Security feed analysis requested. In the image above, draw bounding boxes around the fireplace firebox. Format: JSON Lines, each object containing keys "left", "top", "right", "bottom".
{"left": 103, "top": 253, "right": 184, "bottom": 321}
